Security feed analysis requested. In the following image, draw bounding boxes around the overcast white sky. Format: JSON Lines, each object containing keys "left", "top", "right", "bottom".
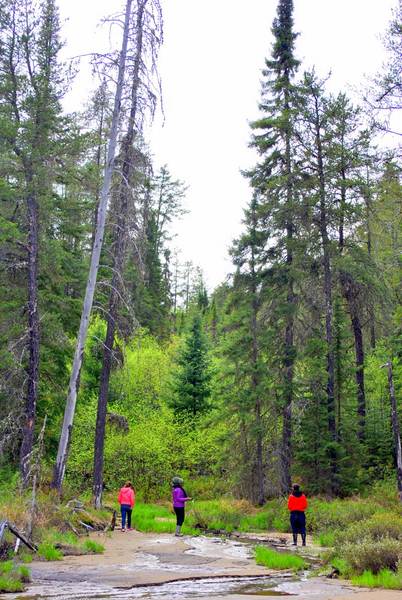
{"left": 58, "top": 0, "right": 398, "bottom": 290}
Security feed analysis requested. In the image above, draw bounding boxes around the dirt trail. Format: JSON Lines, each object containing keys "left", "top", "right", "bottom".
{"left": 2, "top": 531, "right": 400, "bottom": 599}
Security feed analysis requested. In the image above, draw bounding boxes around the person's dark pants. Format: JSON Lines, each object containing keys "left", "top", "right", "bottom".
{"left": 174, "top": 506, "right": 185, "bottom": 526}
{"left": 121, "top": 504, "right": 132, "bottom": 529}
{"left": 290, "top": 511, "right": 306, "bottom": 545}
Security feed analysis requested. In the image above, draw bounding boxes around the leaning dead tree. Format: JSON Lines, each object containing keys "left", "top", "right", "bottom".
{"left": 51, "top": 0, "right": 135, "bottom": 492}
{"left": 381, "top": 360, "right": 402, "bottom": 502}
{"left": 93, "top": 0, "right": 163, "bottom": 509}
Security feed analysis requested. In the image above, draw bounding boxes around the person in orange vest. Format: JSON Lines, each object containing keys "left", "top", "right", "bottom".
{"left": 287, "top": 483, "right": 308, "bottom": 546}
{"left": 118, "top": 481, "right": 135, "bottom": 531}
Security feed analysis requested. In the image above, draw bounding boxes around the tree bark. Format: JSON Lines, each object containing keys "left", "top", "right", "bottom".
{"left": 340, "top": 273, "right": 366, "bottom": 441}
{"left": 52, "top": 0, "right": 134, "bottom": 492}
{"left": 313, "top": 93, "right": 337, "bottom": 492}
{"left": 93, "top": 0, "right": 146, "bottom": 509}
{"left": 20, "top": 182, "right": 40, "bottom": 485}
{"left": 383, "top": 362, "right": 402, "bottom": 501}
{"left": 281, "top": 82, "right": 294, "bottom": 495}
{"left": 249, "top": 198, "right": 265, "bottom": 505}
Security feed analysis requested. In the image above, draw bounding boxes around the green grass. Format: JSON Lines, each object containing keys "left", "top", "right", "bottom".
{"left": 0, "top": 561, "right": 30, "bottom": 593}
{"left": 133, "top": 502, "right": 199, "bottom": 535}
{"left": 0, "top": 575, "right": 24, "bottom": 593}
{"left": 0, "top": 561, "right": 13, "bottom": 575}
{"left": 351, "top": 569, "right": 402, "bottom": 590}
{"left": 315, "top": 530, "right": 337, "bottom": 547}
{"left": 82, "top": 539, "right": 105, "bottom": 554}
{"left": 255, "top": 546, "right": 307, "bottom": 571}
{"left": 37, "top": 542, "right": 63, "bottom": 561}
{"left": 20, "top": 552, "right": 33, "bottom": 563}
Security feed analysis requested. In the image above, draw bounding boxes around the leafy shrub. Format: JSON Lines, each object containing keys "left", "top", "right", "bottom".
{"left": 37, "top": 543, "right": 63, "bottom": 561}
{"left": 307, "top": 498, "right": 377, "bottom": 533}
{"left": 351, "top": 568, "right": 402, "bottom": 590}
{"left": 342, "top": 538, "right": 401, "bottom": 574}
{"left": 255, "top": 546, "right": 307, "bottom": 571}
{"left": 337, "top": 512, "right": 402, "bottom": 545}
{"left": 82, "top": 540, "right": 104, "bottom": 554}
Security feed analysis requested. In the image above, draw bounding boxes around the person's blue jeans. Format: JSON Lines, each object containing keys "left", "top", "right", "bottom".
{"left": 121, "top": 504, "right": 132, "bottom": 529}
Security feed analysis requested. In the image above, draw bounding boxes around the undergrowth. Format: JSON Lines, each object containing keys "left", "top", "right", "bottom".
{"left": 255, "top": 546, "right": 307, "bottom": 571}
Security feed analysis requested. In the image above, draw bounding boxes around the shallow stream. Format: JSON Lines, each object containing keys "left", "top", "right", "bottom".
{"left": 6, "top": 535, "right": 358, "bottom": 600}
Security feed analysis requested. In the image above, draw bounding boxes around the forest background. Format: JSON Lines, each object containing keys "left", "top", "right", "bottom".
{"left": 0, "top": 0, "right": 401, "bottom": 517}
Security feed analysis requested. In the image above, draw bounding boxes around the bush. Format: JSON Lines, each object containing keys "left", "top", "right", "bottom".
{"left": 342, "top": 538, "right": 401, "bottom": 575}
{"left": 307, "top": 498, "right": 376, "bottom": 533}
{"left": 255, "top": 546, "right": 307, "bottom": 571}
{"left": 337, "top": 512, "right": 402, "bottom": 545}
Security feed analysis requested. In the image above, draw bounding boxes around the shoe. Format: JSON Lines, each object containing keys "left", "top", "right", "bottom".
{"left": 174, "top": 533, "right": 183, "bottom": 537}
{"left": 121, "top": 528, "right": 126, "bottom": 532}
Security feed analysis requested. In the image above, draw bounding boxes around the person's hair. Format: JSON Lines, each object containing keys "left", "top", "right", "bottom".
{"left": 124, "top": 481, "right": 132, "bottom": 488}
{"left": 292, "top": 483, "right": 301, "bottom": 492}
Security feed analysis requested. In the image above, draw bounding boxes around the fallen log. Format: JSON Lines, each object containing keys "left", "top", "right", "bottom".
{"left": 0, "top": 520, "right": 37, "bottom": 552}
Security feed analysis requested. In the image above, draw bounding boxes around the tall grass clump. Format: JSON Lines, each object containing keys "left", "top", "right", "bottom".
{"left": 351, "top": 568, "right": 402, "bottom": 590}
{"left": 82, "top": 540, "right": 105, "bottom": 554}
{"left": 255, "top": 546, "right": 307, "bottom": 571}
{"left": 0, "top": 561, "right": 30, "bottom": 593}
{"left": 37, "top": 542, "right": 63, "bottom": 561}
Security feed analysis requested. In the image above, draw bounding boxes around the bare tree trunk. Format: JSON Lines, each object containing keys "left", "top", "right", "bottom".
{"left": 20, "top": 181, "right": 40, "bottom": 486}
{"left": 339, "top": 165, "right": 366, "bottom": 442}
{"left": 382, "top": 361, "right": 402, "bottom": 501}
{"left": 93, "top": 0, "right": 146, "bottom": 509}
{"left": 314, "top": 96, "right": 337, "bottom": 492}
{"left": 52, "top": 0, "right": 134, "bottom": 492}
{"left": 340, "top": 273, "right": 366, "bottom": 441}
{"left": 364, "top": 168, "right": 376, "bottom": 348}
{"left": 250, "top": 199, "right": 264, "bottom": 505}
{"left": 281, "top": 83, "right": 294, "bottom": 494}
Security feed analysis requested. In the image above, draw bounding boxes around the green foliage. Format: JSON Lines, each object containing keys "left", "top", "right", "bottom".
{"left": 82, "top": 540, "right": 104, "bottom": 554}
{"left": 0, "top": 576, "right": 24, "bottom": 593}
{"left": 37, "top": 543, "right": 63, "bottom": 561}
{"left": 341, "top": 538, "right": 401, "bottom": 575}
{"left": 351, "top": 568, "right": 402, "bottom": 590}
{"left": 336, "top": 512, "right": 402, "bottom": 545}
{"left": 171, "top": 313, "right": 211, "bottom": 417}
{"left": 254, "top": 546, "right": 307, "bottom": 571}
{"left": 0, "top": 561, "right": 30, "bottom": 592}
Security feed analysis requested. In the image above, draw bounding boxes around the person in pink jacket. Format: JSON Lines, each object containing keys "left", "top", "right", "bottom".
{"left": 118, "top": 481, "right": 135, "bottom": 531}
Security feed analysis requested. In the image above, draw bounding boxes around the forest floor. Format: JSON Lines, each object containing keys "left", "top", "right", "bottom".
{"left": 2, "top": 530, "right": 401, "bottom": 600}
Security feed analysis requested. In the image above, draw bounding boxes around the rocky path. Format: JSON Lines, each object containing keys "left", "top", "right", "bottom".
{"left": 2, "top": 531, "right": 400, "bottom": 599}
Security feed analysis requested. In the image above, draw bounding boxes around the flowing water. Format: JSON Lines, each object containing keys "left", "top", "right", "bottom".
{"left": 5, "top": 535, "right": 358, "bottom": 600}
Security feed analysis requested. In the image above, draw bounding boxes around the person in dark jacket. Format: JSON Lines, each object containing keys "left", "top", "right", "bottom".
{"left": 287, "top": 483, "right": 308, "bottom": 546}
{"left": 172, "top": 476, "right": 191, "bottom": 537}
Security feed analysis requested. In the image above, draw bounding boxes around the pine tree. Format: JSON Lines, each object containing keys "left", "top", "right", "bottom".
{"left": 245, "top": 0, "right": 300, "bottom": 492}
{"left": 171, "top": 313, "right": 211, "bottom": 417}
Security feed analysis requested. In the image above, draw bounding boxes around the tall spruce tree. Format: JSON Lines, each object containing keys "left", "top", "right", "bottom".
{"left": 245, "top": 0, "right": 300, "bottom": 492}
{"left": 171, "top": 313, "right": 211, "bottom": 417}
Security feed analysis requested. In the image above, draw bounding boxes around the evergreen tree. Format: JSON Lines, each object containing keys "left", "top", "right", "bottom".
{"left": 245, "top": 0, "right": 301, "bottom": 492}
{"left": 171, "top": 313, "right": 211, "bottom": 417}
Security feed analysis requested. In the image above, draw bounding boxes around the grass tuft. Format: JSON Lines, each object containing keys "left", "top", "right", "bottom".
{"left": 82, "top": 539, "right": 105, "bottom": 554}
{"left": 255, "top": 546, "right": 307, "bottom": 571}
{"left": 351, "top": 568, "right": 402, "bottom": 590}
{"left": 37, "top": 542, "right": 63, "bottom": 561}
